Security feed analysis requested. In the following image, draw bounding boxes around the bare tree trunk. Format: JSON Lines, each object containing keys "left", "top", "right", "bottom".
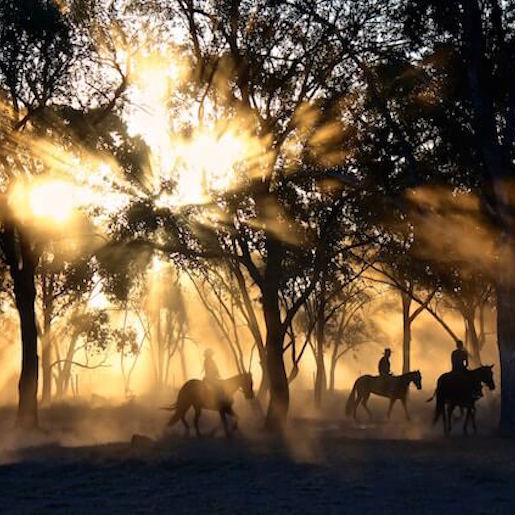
{"left": 464, "top": 310, "right": 482, "bottom": 366}
{"left": 14, "top": 270, "right": 39, "bottom": 429}
{"left": 41, "top": 332, "right": 52, "bottom": 404}
{"left": 314, "top": 280, "right": 327, "bottom": 409}
{"left": 263, "top": 243, "right": 289, "bottom": 430}
{"left": 402, "top": 293, "right": 412, "bottom": 374}
{"left": 265, "top": 322, "right": 288, "bottom": 431}
{"left": 329, "top": 346, "right": 338, "bottom": 392}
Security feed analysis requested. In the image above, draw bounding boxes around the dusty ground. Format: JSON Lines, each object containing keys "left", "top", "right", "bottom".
{"left": 0, "top": 391, "right": 513, "bottom": 514}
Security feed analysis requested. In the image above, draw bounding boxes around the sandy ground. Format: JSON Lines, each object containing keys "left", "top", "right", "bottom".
{"left": 0, "top": 391, "right": 513, "bottom": 514}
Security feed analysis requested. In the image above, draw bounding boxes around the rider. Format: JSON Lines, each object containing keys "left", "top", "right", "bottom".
{"left": 203, "top": 348, "right": 226, "bottom": 403}
{"left": 378, "top": 348, "right": 392, "bottom": 377}
{"left": 203, "top": 348, "right": 221, "bottom": 381}
{"left": 451, "top": 340, "right": 468, "bottom": 373}
{"left": 451, "top": 340, "right": 482, "bottom": 400}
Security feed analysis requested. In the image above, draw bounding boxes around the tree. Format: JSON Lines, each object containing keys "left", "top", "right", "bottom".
{"left": 0, "top": 0, "right": 75, "bottom": 427}
{"left": 0, "top": 0, "right": 135, "bottom": 427}
{"left": 403, "top": 0, "right": 515, "bottom": 434}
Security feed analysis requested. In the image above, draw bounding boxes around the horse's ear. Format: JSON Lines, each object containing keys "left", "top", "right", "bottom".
{"left": 490, "top": 364, "right": 495, "bottom": 369}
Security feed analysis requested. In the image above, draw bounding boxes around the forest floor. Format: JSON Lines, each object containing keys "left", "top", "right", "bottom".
{"left": 0, "top": 391, "right": 513, "bottom": 514}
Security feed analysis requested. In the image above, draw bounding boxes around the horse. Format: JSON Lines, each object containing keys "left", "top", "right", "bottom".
{"left": 345, "top": 370, "right": 422, "bottom": 421}
{"left": 428, "top": 365, "right": 495, "bottom": 436}
{"left": 163, "top": 372, "right": 254, "bottom": 437}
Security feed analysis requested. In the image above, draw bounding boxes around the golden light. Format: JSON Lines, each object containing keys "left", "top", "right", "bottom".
{"left": 124, "top": 49, "right": 267, "bottom": 208}
{"left": 28, "top": 180, "right": 76, "bottom": 222}
{"left": 8, "top": 179, "right": 77, "bottom": 225}
{"left": 170, "top": 129, "right": 253, "bottom": 206}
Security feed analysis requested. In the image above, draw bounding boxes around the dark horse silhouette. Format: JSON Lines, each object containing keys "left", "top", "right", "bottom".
{"left": 428, "top": 365, "right": 495, "bottom": 436}
{"left": 345, "top": 370, "right": 422, "bottom": 420}
{"left": 163, "top": 373, "right": 254, "bottom": 437}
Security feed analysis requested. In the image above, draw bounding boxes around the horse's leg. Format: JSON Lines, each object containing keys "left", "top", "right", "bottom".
{"left": 401, "top": 397, "right": 411, "bottom": 421}
{"left": 446, "top": 404, "right": 455, "bottom": 435}
{"left": 181, "top": 413, "right": 190, "bottom": 437}
{"left": 220, "top": 410, "right": 231, "bottom": 438}
{"left": 387, "top": 398, "right": 395, "bottom": 419}
{"left": 226, "top": 406, "right": 239, "bottom": 432}
{"left": 463, "top": 408, "right": 470, "bottom": 435}
{"left": 471, "top": 407, "right": 477, "bottom": 434}
{"left": 193, "top": 407, "right": 202, "bottom": 437}
{"left": 361, "top": 393, "right": 372, "bottom": 420}
{"left": 353, "top": 391, "right": 362, "bottom": 421}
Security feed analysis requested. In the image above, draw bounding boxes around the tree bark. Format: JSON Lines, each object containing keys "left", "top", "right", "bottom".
{"left": 265, "top": 324, "right": 288, "bottom": 431}
{"left": 41, "top": 332, "right": 52, "bottom": 404}
{"left": 263, "top": 240, "right": 288, "bottom": 431}
{"left": 329, "top": 346, "right": 338, "bottom": 392}
{"left": 464, "top": 310, "right": 482, "bottom": 366}
{"left": 13, "top": 269, "right": 39, "bottom": 429}
{"left": 314, "top": 279, "right": 327, "bottom": 408}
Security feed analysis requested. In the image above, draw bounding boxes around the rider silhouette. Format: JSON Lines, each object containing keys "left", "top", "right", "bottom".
{"left": 378, "top": 348, "right": 392, "bottom": 376}
{"left": 451, "top": 340, "right": 482, "bottom": 400}
{"left": 451, "top": 340, "right": 468, "bottom": 373}
{"left": 203, "top": 348, "right": 220, "bottom": 381}
{"left": 203, "top": 348, "right": 227, "bottom": 404}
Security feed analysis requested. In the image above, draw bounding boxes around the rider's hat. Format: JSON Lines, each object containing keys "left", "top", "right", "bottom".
{"left": 384, "top": 347, "right": 391, "bottom": 354}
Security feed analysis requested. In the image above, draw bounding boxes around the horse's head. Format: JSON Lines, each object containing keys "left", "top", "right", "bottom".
{"left": 411, "top": 370, "right": 422, "bottom": 390}
{"left": 481, "top": 365, "right": 496, "bottom": 390}
{"left": 241, "top": 372, "right": 255, "bottom": 399}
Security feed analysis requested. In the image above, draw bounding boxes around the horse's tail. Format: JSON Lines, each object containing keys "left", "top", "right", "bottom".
{"left": 426, "top": 389, "right": 436, "bottom": 403}
{"left": 345, "top": 380, "right": 359, "bottom": 417}
{"left": 159, "top": 403, "right": 177, "bottom": 411}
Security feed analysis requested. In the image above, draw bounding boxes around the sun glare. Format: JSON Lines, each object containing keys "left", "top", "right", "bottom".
{"left": 125, "top": 51, "right": 265, "bottom": 208}
{"left": 28, "top": 180, "right": 76, "bottom": 222}
{"left": 9, "top": 179, "right": 77, "bottom": 224}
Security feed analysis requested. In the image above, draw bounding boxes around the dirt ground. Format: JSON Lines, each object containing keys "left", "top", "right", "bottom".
{"left": 0, "top": 391, "right": 513, "bottom": 514}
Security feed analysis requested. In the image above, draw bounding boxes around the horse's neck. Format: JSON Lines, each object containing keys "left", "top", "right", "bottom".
{"left": 403, "top": 372, "right": 415, "bottom": 384}
{"left": 469, "top": 367, "right": 485, "bottom": 381}
{"left": 224, "top": 374, "right": 244, "bottom": 393}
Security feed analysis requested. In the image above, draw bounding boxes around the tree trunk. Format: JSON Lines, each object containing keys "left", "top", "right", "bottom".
{"left": 314, "top": 282, "right": 327, "bottom": 409}
{"left": 464, "top": 310, "right": 482, "bottom": 366}
{"left": 329, "top": 347, "right": 337, "bottom": 392}
{"left": 257, "top": 360, "right": 270, "bottom": 401}
{"left": 265, "top": 325, "right": 288, "bottom": 431}
{"left": 41, "top": 332, "right": 52, "bottom": 404}
{"left": 263, "top": 240, "right": 288, "bottom": 431}
{"left": 402, "top": 293, "right": 412, "bottom": 374}
{"left": 314, "top": 351, "right": 327, "bottom": 409}
{"left": 13, "top": 272, "right": 39, "bottom": 429}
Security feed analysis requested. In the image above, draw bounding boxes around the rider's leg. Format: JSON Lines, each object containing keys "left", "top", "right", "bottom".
{"left": 471, "top": 407, "right": 477, "bottom": 434}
